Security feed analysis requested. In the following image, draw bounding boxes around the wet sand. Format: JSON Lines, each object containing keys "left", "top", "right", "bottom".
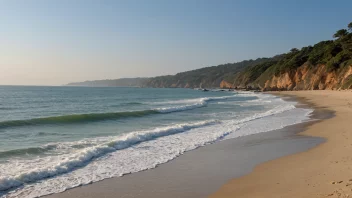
{"left": 210, "top": 90, "right": 352, "bottom": 198}
{"left": 45, "top": 92, "right": 330, "bottom": 198}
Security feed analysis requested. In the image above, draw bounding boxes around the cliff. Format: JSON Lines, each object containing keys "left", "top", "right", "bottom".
{"left": 220, "top": 64, "right": 352, "bottom": 91}
{"left": 263, "top": 64, "right": 352, "bottom": 91}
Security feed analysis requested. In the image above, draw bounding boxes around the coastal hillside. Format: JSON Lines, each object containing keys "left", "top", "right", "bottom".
{"left": 67, "top": 78, "right": 148, "bottom": 87}
{"left": 67, "top": 22, "right": 352, "bottom": 91}
{"left": 144, "top": 22, "right": 352, "bottom": 90}
{"left": 143, "top": 58, "right": 273, "bottom": 88}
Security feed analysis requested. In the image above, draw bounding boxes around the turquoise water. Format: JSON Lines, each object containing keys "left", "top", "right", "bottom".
{"left": 0, "top": 86, "right": 310, "bottom": 198}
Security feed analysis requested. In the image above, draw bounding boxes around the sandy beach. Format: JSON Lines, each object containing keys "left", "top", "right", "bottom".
{"left": 210, "top": 90, "right": 352, "bottom": 198}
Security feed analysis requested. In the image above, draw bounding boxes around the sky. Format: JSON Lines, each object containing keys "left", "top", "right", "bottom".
{"left": 0, "top": 0, "right": 351, "bottom": 85}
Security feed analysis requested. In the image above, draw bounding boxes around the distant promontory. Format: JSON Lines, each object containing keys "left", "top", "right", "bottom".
{"left": 66, "top": 78, "right": 149, "bottom": 87}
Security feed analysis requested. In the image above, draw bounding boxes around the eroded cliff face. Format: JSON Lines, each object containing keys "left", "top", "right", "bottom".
{"left": 220, "top": 64, "right": 352, "bottom": 91}
{"left": 263, "top": 64, "right": 352, "bottom": 91}
{"left": 220, "top": 80, "right": 234, "bottom": 89}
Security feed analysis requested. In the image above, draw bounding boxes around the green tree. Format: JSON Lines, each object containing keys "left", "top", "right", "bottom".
{"left": 348, "top": 22, "right": 352, "bottom": 31}
{"left": 290, "top": 48, "right": 299, "bottom": 53}
{"left": 333, "top": 29, "right": 348, "bottom": 38}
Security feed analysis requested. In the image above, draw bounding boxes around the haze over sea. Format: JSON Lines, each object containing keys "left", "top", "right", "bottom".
{"left": 0, "top": 86, "right": 311, "bottom": 197}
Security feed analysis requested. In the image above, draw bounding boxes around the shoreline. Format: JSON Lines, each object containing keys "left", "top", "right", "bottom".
{"left": 210, "top": 90, "right": 352, "bottom": 198}
{"left": 43, "top": 91, "right": 328, "bottom": 198}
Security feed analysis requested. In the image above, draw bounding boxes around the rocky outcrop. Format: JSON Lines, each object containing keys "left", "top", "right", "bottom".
{"left": 220, "top": 80, "right": 234, "bottom": 89}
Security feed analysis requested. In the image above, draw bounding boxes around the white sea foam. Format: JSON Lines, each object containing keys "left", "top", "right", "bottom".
{"left": 0, "top": 120, "right": 219, "bottom": 192}
{"left": 155, "top": 95, "right": 237, "bottom": 113}
{"left": 234, "top": 104, "right": 296, "bottom": 124}
{"left": 156, "top": 102, "right": 205, "bottom": 113}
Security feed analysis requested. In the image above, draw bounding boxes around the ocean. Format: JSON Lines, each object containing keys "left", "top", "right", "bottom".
{"left": 0, "top": 86, "right": 312, "bottom": 198}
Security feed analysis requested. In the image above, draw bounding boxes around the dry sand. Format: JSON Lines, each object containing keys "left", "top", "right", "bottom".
{"left": 210, "top": 90, "right": 352, "bottom": 198}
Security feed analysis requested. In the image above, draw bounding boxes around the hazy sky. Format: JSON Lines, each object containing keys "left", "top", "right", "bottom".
{"left": 1, "top": 0, "right": 351, "bottom": 85}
